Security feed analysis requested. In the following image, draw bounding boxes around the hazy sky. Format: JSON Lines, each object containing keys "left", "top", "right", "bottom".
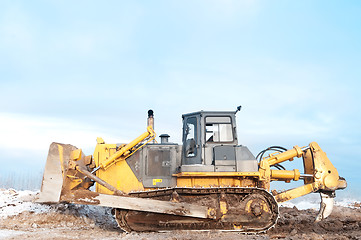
{"left": 0, "top": 1, "right": 360, "bottom": 196}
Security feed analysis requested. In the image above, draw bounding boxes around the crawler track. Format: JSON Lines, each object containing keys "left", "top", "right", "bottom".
{"left": 114, "top": 187, "right": 279, "bottom": 233}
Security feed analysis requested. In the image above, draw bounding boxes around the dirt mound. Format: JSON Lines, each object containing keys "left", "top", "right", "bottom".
{"left": 0, "top": 203, "right": 118, "bottom": 231}
{"left": 268, "top": 206, "right": 361, "bottom": 239}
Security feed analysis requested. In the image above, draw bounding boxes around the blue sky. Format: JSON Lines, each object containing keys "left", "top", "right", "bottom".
{"left": 0, "top": 1, "right": 360, "bottom": 197}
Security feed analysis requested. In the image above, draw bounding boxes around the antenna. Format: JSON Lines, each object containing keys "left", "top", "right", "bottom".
{"left": 235, "top": 105, "right": 242, "bottom": 114}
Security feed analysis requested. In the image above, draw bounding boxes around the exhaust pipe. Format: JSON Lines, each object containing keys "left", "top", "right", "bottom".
{"left": 147, "top": 110, "right": 154, "bottom": 143}
{"left": 147, "top": 110, "right": 154, "bottom": 129}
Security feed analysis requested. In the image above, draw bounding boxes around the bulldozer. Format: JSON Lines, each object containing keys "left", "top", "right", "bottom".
{"left": 36, "top": 108, "right": 347, "bottom": 233}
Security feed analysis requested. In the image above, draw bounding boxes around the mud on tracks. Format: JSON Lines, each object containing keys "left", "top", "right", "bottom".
{"left": 0, "top": 204, "right": 360, "bottom": 239}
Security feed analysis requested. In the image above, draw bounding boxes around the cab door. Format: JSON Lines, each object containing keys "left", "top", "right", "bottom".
{"left": 182, "top": 115, "right": 202, "bottom": 165}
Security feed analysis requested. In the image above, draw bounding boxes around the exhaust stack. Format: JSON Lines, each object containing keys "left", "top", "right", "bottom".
{"left": 148, "top": 110, "right": 154, "bottom": 143}
{"left": 147, "top": 110, "right": 154, "bottom": 129}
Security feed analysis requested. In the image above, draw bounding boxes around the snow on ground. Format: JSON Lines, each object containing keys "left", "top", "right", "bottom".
{"left": 0, "top": 189, "right": 50, "bottom": 218}
{"left": 279, "top": 193, "right": 361, "bottom": 210}
{"left": 0, "top": 229, "right": 26, "bottom": 238}
{"left": 0, "top": 188, "right": 115, "bottom": 226}
{"left": 0, "top": 188, "right": 360, "bottom": 219}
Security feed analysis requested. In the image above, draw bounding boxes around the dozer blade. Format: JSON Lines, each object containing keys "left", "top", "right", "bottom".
{"left": 36, "top": 143, "right": 215, "bottom": 220}
{"left": 36, "top": 142, "right": 77, "bottom": 203}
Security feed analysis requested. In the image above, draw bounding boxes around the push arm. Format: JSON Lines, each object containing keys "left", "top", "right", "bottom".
{"left": 99, "top": 126, "right": 155, "bottom": 170}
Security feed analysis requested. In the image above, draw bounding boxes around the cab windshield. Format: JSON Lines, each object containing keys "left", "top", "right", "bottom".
{"left": 205, "top": 116, "right": 233, "bottom": 142}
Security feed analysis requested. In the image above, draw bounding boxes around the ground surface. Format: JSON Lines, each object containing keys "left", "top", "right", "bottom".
{"left": 1, "top": 205, "right": 361, "bottom": 239}
{"left": 0, "top": 189, "right": 360, "bottom": 239}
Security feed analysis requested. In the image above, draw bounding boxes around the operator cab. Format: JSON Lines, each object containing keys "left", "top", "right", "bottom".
{"left": 181, "top": 111, "right": 258, "bottom": 172}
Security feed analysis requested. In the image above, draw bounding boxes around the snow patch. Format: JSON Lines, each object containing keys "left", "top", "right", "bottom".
{"left": 335, "top": 198, "right": 361, "bottom": 209}
{"left": 0, "top": 188, "right": 51, "bottom": 218}
{"left": 0, "top": 229, "right": 27, "bottom": 238}
{"left": 279, "top": 194, "right": 361, "bottom": 210}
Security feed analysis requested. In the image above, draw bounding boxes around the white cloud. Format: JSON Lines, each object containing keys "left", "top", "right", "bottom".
{"left": 0, "top": 113, "right": 128, "bottom": 156}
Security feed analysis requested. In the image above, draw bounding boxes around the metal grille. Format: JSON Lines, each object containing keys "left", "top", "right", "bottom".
{"left": 146, "top": 148, "right": 171, "bottom": 177}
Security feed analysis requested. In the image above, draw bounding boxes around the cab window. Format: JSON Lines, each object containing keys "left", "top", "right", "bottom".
{"left": 184, "top": 117, "right": 197, "bottom": 157}
{"left": 205, "top": 116, "right": 233, "bottom": 142}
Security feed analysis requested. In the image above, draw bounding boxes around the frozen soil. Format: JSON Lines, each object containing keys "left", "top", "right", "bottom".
{"left": 0, "top": 189, "right": 360, "bottom": 239}
{"left": 0, "top": 205, "right": 360, "bottom": 240}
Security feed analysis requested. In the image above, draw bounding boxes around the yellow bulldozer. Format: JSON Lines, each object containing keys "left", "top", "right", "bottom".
{"left": 36, "top": 108, "right": 347, "bottom": 233}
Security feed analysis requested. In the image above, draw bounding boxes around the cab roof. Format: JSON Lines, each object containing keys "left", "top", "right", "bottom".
{"left": 182, "top": 110, "right": 236, "bottom": 118}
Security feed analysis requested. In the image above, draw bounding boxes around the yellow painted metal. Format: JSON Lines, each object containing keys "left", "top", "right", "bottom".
{"left": 174, "top": 172, "right": 260, "bottom": 188}
{"left": 264, "top": 146, "right": 303, "bottom": 166}
{"left": 94, "top": 143, "right": 144, "bottom": 194}
{"left": 56, "top": 145, "right": 86, "bottom": 191}
{"left": 274, "top": 182, "right": 318, "bottom": 202}
{"left": 307, "top": 142, "right": 341, "bottom": 191}
{"left": 100, "top": 126, "right": 155, "bottom": 170}
{"left": 92, "top": 126, "right": 157, "bottom": 194}
{"left": 258, "top": 160, "right": 271, "bottom": 190}
{"left": 233, "top": 224, "right": 243, "bottom": 230}
{"left": 66, "top": 149, "right": 84, "bottom": 189}
{"left": 66, "top": 174, "right": 83, "bottom": 190}
{"left": 58, "top": 128, "right": 345, "bottom": 210}
{"left": 176, "top": 172, "right": 258, "bottom": 188}
{"left": 59, "top": 146, "right": 83, "bottom": 190}
{"left": 262, "top": 142, "right": 346, "bottom": 203}
{"left": 302, "top": 148, "right": 314, "bottom": 184}
{"left": 271, "top": 169, "right": 300, "bottom": 181}
{"left": 174, "top": 172, "right": 260, "bottom": 177}
{"left": 153, "top": 179, "right": 163, "bottom": 185}
{"left": 70, "top": 149, "right": 82, "bottom": 161}
{"left": 58, "top": 144, "right": 65, "bottom": 174}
